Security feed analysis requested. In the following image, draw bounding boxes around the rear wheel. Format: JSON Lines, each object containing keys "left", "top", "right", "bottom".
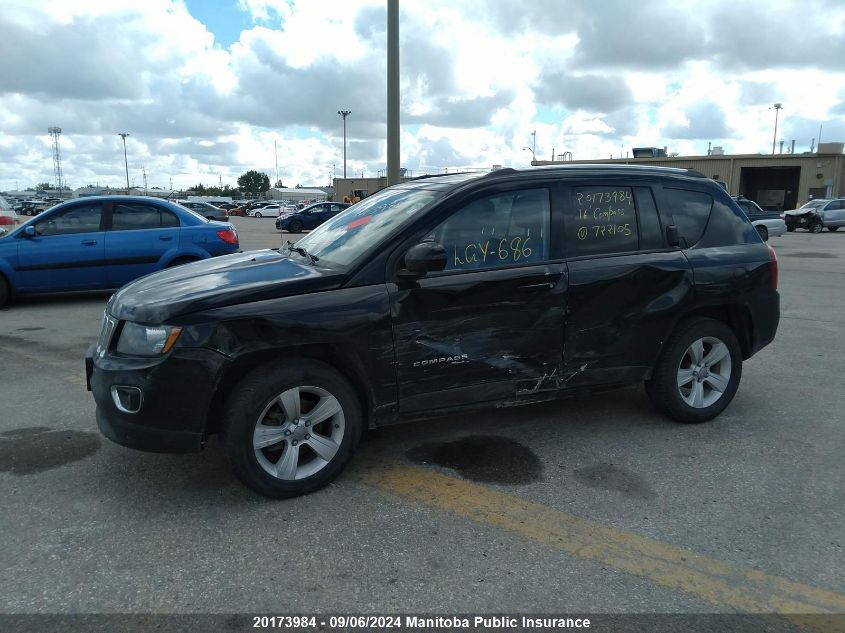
{"left": 646, "top": 317, "right": 742, "bottom": 424}
{"left": 828, "top": 227, "right": 839, "bottom": 232}
{"left": 222, "top": 360, "right": 363, "bottom": 498}
{"left": 755, "top": 225, "right": 768, "bottom": 241}
{"left": 810, "top": 221, "right": 824, "bottom": 233}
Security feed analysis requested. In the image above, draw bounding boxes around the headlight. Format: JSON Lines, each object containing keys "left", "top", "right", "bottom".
{"left": 116, "top": 322, "right": 182, "bottom": 356}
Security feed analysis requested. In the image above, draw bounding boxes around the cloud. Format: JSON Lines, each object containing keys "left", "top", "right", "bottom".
{"left": 663, "top": 102, "right": 734, "bottom": 140}
{"left": 535, "top": 70, "right": 633, "bottom": 112}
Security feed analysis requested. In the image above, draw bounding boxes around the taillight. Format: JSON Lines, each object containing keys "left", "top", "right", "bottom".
{"left": 216, "top": 228, "right": 238, "bottom": 245}
{"left": 767, "top": 244, "right": 778, "bottom": 290}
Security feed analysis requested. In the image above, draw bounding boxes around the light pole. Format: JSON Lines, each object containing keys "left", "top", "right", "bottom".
{"left": 118, "top": 133, "right": 130, "bottom": 193}
{"left": 522, "top": 146, "right": 536, "bottom": 162}
{"left": 386, "top": 0, "right": 400, "bottom": 185}
{"left": 771, "top": 103, "right": 782, "bottom": 155}
{"left": 531, "top": 129, "right": 536, "bottom": 157}
{"left": 338, "top": 110, "right": 351, "bottom": 178}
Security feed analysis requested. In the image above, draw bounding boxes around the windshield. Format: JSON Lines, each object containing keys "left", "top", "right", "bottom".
{"left": 294, "top": 187, "right": 440, "bottom": 268}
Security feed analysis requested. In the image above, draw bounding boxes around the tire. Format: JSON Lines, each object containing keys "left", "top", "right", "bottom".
{"left": 222, "top": 360, "right": 363, "bottom": 498}
{"left": 786, "top": 224, "right": 795, "bottom": 232}
{"left": 828, "top": 227, "right": 839, "bottom": 232}
{"left": 810, "top": 221, "right": 823, "bottom": 234}
{"left": 167, "top": 257, "right": 198, "bottom": 268}
{"left": 755, "top": 225, "right": 768, "bottom": 241}
{"left": 288, "top": 220, "right": 303, "bottom": 233}
{"left": 254, "top": 212, "right": 263, "bottom": 218}
{"left": 645, "top": 317, "right": 742, "bottom": 424}
{"left": 0, "top": 275, "right": 10, "bottom": 308}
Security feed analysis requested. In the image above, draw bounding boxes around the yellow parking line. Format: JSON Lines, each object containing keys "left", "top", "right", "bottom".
{"left": 355, "top": 461, "right": 845, "bottom": 632}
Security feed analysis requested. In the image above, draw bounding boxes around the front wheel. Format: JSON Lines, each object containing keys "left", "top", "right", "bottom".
{"left": 222, "top": 360, "right": 363, "bottom": 498}
{"left": 755, "top": 225, "right": 768, "bottom": 241}
{"left": 254, "top": 212, "right": 263, "bottom": 218}
{"left": 288, "top": 220, "right": 303, "bottom": 233}
{"left": 809, "top": 221, "right": 824, "bottom": 234}
{"left": 0, "top": 275, "right": 10, "bottom": 308}
{"left": 645, "top": 318, "right": 742, "bottom": 423}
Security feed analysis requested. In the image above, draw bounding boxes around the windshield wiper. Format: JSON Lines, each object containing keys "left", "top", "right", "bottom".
{"left": 286, "top": 240, "right": 319, "bottom": 263}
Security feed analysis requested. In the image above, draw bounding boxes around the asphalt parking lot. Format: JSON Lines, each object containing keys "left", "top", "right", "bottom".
{"left": 1, "top": 223, "right": 844, "bottom": 628}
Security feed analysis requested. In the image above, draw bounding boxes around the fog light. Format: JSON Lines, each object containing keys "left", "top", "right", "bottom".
{"left": 111, "top": 386, "right": 143, "bottom": 414}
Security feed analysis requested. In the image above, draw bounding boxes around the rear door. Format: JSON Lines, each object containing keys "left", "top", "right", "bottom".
{"left": 103, "top": 201, "right": 180, "bottom": 287}
{"left": 390, "top": 185, "right": 567, "bottom": 412}
{"left": 562, "top": 182, "right": 694, "bottom": 386}
{"left": 16, "top": 201, "right": 107, "bottom": 291}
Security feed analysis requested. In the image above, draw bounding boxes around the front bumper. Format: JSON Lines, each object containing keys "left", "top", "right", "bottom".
{"left": 86, "top": 344, "right": 228, "bottom": 454}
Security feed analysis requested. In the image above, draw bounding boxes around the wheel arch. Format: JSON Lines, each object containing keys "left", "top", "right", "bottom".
{"left": 670, "top": 304, "right": 754, "bottom": 360}
{"left": 206, "top": 344, "right": 376, "bottom": 436}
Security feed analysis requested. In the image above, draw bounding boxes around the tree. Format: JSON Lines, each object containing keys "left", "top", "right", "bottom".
{"left": 238, "top": 170, "right": 271, "bottom": 196}
{"left": 36, "top": 182, "right": 52, "bottom": 190}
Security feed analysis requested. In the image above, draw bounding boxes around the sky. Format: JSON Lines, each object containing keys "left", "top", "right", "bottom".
{"left": 1, "top": 0, "right": 844, "bottom": 192}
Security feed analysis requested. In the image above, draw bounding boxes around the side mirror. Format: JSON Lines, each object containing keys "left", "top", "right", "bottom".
{"left": 400, "top": 241, "right": 447, "bottom": 277}
{"left": 665, "top": 225, "right": 680, "bottom": 248}
{"left": 23, "top": 225, "right": 36, "bottom": 238}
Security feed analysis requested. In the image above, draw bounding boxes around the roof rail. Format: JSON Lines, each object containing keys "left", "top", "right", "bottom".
{"left": 481, "top": 167, "right": 518, "bottom": 178}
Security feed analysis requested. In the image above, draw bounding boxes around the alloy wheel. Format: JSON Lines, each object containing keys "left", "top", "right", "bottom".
{"left": 252, "top": 385, "right": 345, "bottom": 480}
{"left": 676, "top": 336, "right": 732, "bottom": 408}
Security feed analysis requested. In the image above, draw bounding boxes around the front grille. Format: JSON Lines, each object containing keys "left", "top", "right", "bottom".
{"left": 95, "top": 313, "right": 118, "bottom": 359}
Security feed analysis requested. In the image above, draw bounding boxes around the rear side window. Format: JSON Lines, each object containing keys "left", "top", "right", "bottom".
{"left": 634, "top": 187, "right": 664, "bottom": 250}
{"left": 111, "top": 203, "right": 180, "bottom": 230}
{"left": 429, "top": 188, "right": 550, "bottom": 271}
{"left": 662, "top": 188, "right": 713, "bottom": 246}
{"left": 565, "top": 186, "right": 638, "bottom": 256}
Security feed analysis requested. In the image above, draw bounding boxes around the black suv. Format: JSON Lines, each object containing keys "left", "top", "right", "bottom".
{"left": 87, "top": 166, "right": 779, "bottom": 498}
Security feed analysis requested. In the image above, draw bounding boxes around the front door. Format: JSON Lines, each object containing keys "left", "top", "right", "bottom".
{"left": 389, "top": 187, "right": 567, "bottom": 413}
{"left": 17, "top": 201, "right": 106, "bottom": 291}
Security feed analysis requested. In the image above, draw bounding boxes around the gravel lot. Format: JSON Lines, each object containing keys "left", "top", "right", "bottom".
{"left": 1, "top": 224, "right": 843, "bottom": 627}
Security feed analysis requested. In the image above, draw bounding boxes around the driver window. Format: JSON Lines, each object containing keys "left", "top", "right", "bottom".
{"left": 428, "top": 188, "right": 551, "bottom": 271}
{"left": 35, "top": 204, "right": 102, "bottom": 236}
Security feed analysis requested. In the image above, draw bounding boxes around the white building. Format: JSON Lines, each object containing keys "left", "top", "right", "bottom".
{"left": 266, "top": 187, "right": 327, "bottom": 203}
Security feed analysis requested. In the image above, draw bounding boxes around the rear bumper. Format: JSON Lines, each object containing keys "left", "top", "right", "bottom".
{"left": 749, "top": 291, "right": 780, "bottom": 357}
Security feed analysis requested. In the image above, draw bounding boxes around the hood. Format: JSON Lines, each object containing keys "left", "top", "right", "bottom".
{"left": 109, "top": 249, "right": 344, "bottom": 323}
{"left": 784, "top": 207, "right": 820, "bottom": 216}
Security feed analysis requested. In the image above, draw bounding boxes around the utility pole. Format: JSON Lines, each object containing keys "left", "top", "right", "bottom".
{"left": 142, "top": 166, "right": 147, "bottom": 195}
{"left": 274, "top": 140, "right": 279, "bottom": 184}
{"left": 771, "top": 103, "right": 782, "bottom": 155}
{"left": 387, "top": 0, "right": 400, "bottom": 185}
{"left": 338, "top": 110, "right": 351, "bottom": 178}
{"left": 118, "top": 133, "right": 130, "bottom": 193}
{"left": 531, "top": 130, "right": 536, "bottom": 158}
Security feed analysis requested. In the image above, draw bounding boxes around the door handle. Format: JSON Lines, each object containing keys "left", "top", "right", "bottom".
{"left": 81, "top": 239, "right": 97, "bottom": 245}
{"left": 159, "top": 236, "right": 173, "bottom": 241}
{"left": 518, "top": 281, "right": 555, "bottom": 290}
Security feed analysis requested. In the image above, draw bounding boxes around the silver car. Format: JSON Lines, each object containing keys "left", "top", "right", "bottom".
{"left": 784, "top": 199, "right": 845, "bottom": 233}
{"left": 732, "top": 197, "right": 787, "bottom": 241}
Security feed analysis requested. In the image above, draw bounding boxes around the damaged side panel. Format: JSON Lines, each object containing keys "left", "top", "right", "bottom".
{"left": 389, "top": 263, "right": 568, "bottom": 413}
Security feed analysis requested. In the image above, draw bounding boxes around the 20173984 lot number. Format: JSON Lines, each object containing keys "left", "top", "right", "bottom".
{"left": 252, "top": 616, "right": 316, "bottom": 628}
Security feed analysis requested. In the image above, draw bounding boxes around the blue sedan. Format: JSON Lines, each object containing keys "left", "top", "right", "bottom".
{"left": 0, "top": 196, "right": 239, "bottom": 307}
{"left": 275, "top": 202, "right": 350, "bottom": 233}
